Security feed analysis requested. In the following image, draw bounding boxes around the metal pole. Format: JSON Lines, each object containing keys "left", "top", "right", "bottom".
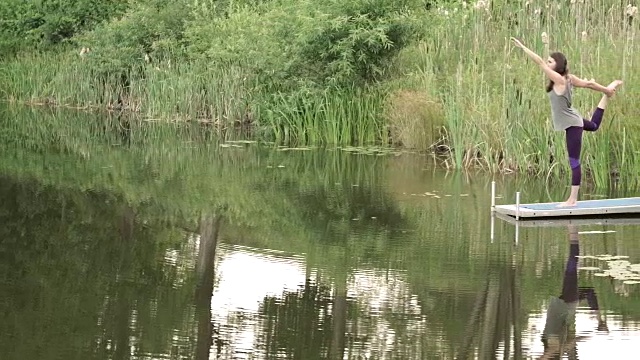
{"left": 491, "top": 181, "right": 496, "bottom": 211}
{"left": 516, "top": 192, "right": 521, "bottom": 220}
{"left": 490, "top": 213, "right": 495, "bottom": 243}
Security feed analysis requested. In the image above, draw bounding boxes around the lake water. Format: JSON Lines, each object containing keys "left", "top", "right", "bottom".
{"left": 1, "top": 104, "right": 640, "bottom": 359}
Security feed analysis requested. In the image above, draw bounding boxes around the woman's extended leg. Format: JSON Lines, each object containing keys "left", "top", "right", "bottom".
{"left": 558, "top": 126, "right": 583, "bottom": 207}
{"left": 583, "top": 80, "right": 623, "bottom": 131}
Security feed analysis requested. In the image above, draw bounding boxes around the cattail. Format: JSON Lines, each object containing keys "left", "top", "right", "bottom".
{"left": 474, "top": 0, "right": 488, "bottom": 10}
{"left": 541, "top": 32, "right": 549, "bottom": 44}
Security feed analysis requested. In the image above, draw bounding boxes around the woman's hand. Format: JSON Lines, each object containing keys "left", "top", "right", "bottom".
{"left": 605, "top": 87, "right": 615, "bottom": 97}
{"left": 510, "top": 37, "right": 525, "bottom": 49}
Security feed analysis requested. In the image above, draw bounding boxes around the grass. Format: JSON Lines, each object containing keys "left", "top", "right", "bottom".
{"left": 1, "top": 0, "right": 640, "bottom": 189}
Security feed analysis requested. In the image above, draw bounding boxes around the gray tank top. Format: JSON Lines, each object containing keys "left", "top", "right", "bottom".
{"left": 548, "top": 79, "right": 584, "bottom": 131}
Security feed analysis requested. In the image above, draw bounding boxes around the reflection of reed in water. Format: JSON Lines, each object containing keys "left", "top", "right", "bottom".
{"left": 456, "top": 255, "right": 523, "bottom": 360}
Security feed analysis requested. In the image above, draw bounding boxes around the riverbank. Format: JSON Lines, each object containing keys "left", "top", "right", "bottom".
{"left": 1, "top": 0, "right": 639, "bottom": 187}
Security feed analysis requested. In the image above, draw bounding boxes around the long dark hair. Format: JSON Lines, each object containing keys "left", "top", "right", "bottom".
{"left": 546, "top": 52, "right": 569, "bottom": 93}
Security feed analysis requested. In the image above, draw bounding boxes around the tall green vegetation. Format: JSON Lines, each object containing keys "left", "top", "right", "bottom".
{"left": 391, "top": 0, "right": 640, "bottom": 188}
{"left": 0, "top": 0, "right": 425, "bottom": 146}
{"left": 1, "top": 0, "right": 640, "bottom": 188}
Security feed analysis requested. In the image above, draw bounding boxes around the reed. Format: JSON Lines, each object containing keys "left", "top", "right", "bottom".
{"left": 259, "top": 88, "right": 387, "bottom": 146}
{"left": 0, "top": 51, "right": 387, "bottom": 147}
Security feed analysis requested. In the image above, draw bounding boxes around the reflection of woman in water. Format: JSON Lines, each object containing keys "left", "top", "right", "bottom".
{"left": 539, "top": 225, "right": 608, "bottom": 359}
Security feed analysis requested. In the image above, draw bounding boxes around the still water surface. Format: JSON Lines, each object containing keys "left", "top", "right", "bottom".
{"left": 1, "top": 105, "right": 640, "bottom": 359}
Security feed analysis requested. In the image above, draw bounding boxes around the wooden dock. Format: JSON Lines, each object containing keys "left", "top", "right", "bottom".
{"left": 489, "top": 181, "right": 640, "bottom": 220}
{"left": 493, "top": 197, "right": 640, "bottom": 219}
{"left": 494, "top": 212, "right": 640, "bottom": 227}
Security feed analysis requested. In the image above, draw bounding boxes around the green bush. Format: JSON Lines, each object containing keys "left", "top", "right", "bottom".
{"left": 295, "top": 0, "right": 424, "bottom": 87}
{"left": 75, "top": 0, "right": 191, "bottom": 101}
{"left": 0, "top": 0, "right": 129, "bottom": 57}
{"left": 185, "top": 0, "right": 426, "bottom": 90}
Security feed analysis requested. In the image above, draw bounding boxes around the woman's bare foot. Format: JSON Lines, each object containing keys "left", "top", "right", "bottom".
{"left": 607, "top": 80, "right": 623, "bottom": 97}
{"left": 557, "top": 200, "right": 577, "bottom": 208}
{"left": 557, "top": 185, "right": 580, "bottom": 207}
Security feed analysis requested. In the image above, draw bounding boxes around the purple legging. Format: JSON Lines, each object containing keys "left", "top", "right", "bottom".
{"left": 565, "top": 107, "right": 605, "bottom": 186}
{"left": 558, "top": 242, "right": 600, "bottom": 309}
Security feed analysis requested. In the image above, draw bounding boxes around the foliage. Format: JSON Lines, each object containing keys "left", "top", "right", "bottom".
{"left": 0, "top": 0, "right": 129, "bottom": 58}
{"left": 185, "top": 0, "right": 426, "bottom": 90}
{"left": 294, "top": 0, "right": 424, "bottom": 87}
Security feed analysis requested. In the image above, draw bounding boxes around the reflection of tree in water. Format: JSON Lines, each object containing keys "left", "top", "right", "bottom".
{"left": 0, "top": 176, "right": 200, "bottom": 360}
{"left": 258, "top": 277, "right": 349, "bottom": 360}
{"left": 256, "top": 266, "right": 459, "bottom": 359}
{"left": 456, "top": 259, "right": 524, "bottom": 360}
{"left": 195, "top": 214, "right": 224, "bottom": 360}
{"left": 291, "top": 184, "right": 407, "bottom": 240}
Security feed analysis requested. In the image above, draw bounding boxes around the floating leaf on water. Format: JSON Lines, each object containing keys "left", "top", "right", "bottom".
{"left": 609, "top": 255, "right": 630, "bottom": 260}
{"left": 277, "top": 165, "right": 285, "bottom": 168}
{"left": 607, "top": 260, "right": 631, "bottom": 268}
{"left": 220, "top": 144, "right": 231, "bottom": 148}
{"left": 629, "top": 264, "right": 640, "bottom": 272}
{"left": 433, "top": 195, "right": 441, "bottom": 199}
{"left": 623, "top": 281, "right": 640, "bottom": 285}
{"left": 371, "top": 216, "right": 377, "bottom": 219}
{"left": 424, "top": 192, "right": 435, "bottom": 196}
{"left": 593, "top": 273, "right": 609, "bottom": 277}
{"left": 620, "top": 276, "right": 640, "bottom": 281}
{"left": 460, "top": 194, "right": 469, "bottom": 197}
{"left": 445, "top": 194, "right": 452, "bottom": 197}
{"left": 576, "top": 255, "right": 598, "bottom": 259}
{"left": 226, "top": 140, "right": 256, "bottom": 144}
{"left": 578, "top": 267, "right": 601, "bottom": 271}
{"left": 611, "top": 272, "right": 635, "bottom": 279}
{"left": 578, "top": 230, "right": 616, "bottom": 235}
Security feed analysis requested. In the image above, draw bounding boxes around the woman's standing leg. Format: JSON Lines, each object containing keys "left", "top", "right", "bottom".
{"left": 559, "top": 126, "right": 583, "bottom": 207}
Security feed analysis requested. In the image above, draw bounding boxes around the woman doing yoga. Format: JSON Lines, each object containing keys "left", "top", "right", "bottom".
{"left": 510, "top": 37, "right": 623, "bottom": 207}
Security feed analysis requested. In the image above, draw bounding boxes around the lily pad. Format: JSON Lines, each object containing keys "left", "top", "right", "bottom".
{"left": 578, "top": 230, "right": 616, "bottom": 235}
{"left": 225, "top": 140, "right": 257, "bottom": 144}
{"left": 278, "top": 147, "right": 313, "bottom": 151}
